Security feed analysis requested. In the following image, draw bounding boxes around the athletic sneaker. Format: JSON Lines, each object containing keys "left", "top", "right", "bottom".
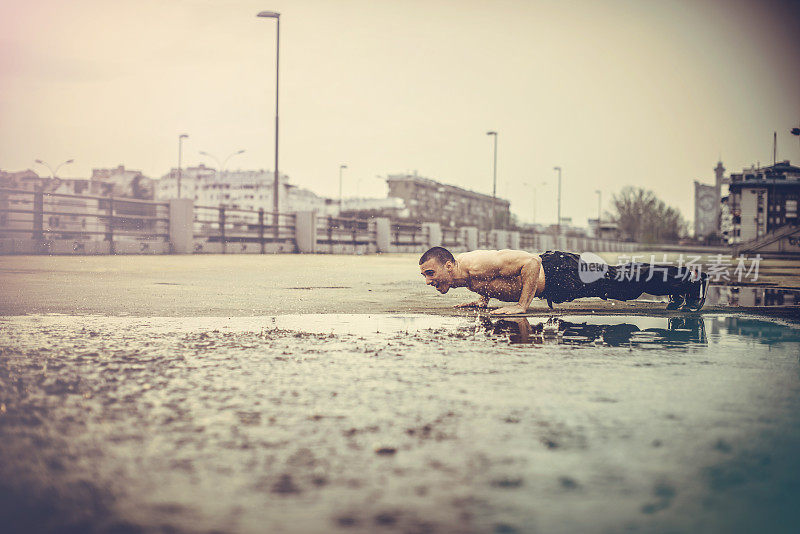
{"left": 665, "top": 294, "right": 685, "bottom": 310}
{"left": 681, "top": 274, "right": 709, "bottom": 312}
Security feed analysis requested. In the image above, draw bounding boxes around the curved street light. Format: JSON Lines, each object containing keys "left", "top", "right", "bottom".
{"left": 34, "top": 158, "right": 74, "bottom": 179}
{"left": 199, "top": 149, "right": 246, "bottom": 173}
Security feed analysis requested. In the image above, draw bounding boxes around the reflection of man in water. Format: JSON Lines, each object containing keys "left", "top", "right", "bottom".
{"left": 486, "top": 316, "right": 707, "bottom": 345}
{"left": 419, "top": 247, "right": 709, "bottom": 314}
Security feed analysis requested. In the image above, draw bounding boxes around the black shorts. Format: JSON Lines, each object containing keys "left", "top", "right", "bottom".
{"left": 539, "top": 251, "right": 606, "bottom": 305}
{"left": 539, "top": 251, "right": 703, "bottom": 306}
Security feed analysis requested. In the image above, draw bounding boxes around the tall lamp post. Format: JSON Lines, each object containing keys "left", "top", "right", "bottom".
{"left": 553, "top": 166, "right": 562, "bottom": 233}
{"left": 523, "top": 181, "right": 547, "bottom": 225}
{"left": 595, "top": 189, "right": 602, "bottom": 237}
{"left": 487, "top": 131, "right": 498, "bottom": 230}
{"left": 199, "top": 149, "right": 246, "bottom": 174}
{"left": 257, "top": 10, "right": 281, "bottom": 237}
{"left": 177, "top": 134, "right": 189, "bottom": 198}
{"left": 339, "top": 164, "right": 348, "bottom": 213}
{"left": 34, "top": 158, "right": 74, "bottom": 179}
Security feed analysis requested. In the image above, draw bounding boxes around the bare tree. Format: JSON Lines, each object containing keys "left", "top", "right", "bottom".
{"left": 610, "top": 187, "right": 687, "bottom": 243}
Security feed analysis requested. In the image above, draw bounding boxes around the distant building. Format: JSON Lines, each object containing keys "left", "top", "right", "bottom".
{"left": 727, "top": 160, "right": 800, "bottom": 243}
{"left": 385, "top": 173, "right": 511, "bottom": 230}
{"left": 0, "top": 169, "right": 45, "bottom": 191}
{"left": 719, "top": 196, "right": 733, "bottom": 241}
{"left": 90, "top": 165, "right": 154, "bottom": 199}
{"left": 339, "top": 197, "right": 408, "bottom": 220}
{"left": 588, "top": 218, "right": 620, "bottom": 239}
{"left": 1, "top": 166, "right": 157, "bottom": 239}
{"left": 0, "top": 166, "right": 152, "bottom": 199}
{"left": 694, "top": 161, "right": 726, "bottom": 240}
{"left": 155, "top": 166, "right": 333, "bottom": 215}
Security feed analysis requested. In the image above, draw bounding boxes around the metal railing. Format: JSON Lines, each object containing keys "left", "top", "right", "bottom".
{"left": 193, "top": 204, "right": 296, "bottom": 253}
{"left": 391, "top": 222, "right": 426, "bottom": 248}
{"left": 316, "top": 215, "right": 373, "bottom": 252}
{"left": 477, "top": 230, "right": 492, "bottom": 249}
{"left": 519, "top": 232, "right": 538, "bottom": 250}
{"left": 442, "top": 226, "right": 460, "bottom": 248}
{"left": 0, "top": 188, "right": 169, "bottom": 253}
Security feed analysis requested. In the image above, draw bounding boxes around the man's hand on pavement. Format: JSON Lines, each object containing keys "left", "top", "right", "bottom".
{"left": 489, "top": 304, "right": 527, "bottom": 315}
{"left": 454, "top": 300, "right": 488, "bottom": 309}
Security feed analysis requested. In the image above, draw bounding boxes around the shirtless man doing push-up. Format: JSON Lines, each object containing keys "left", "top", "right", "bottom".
{"left": 419, "top": 247, "right": 709, "bottom": 314}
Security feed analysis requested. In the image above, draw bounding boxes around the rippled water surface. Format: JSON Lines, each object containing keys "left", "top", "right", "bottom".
{"left": 2, "top": 313, "right": 800, "bottom": 534}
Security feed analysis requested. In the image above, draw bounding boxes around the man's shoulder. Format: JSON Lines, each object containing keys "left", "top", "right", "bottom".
{"left": 458, "top": 248, "right": 539, "bottom": 256}
{"left": 456, "top": 248, "right": 502, "bottom": 262}
{"left": 496, "top": 249, "right": 541, "bottom": 262}
{"left": 457, "top": 249, "right": 540, "bottom": 265}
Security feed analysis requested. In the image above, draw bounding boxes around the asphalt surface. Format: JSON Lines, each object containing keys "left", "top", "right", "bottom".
{"left": 2, "top": 254, "right": 800, "bottom": 534}
{"left": 1, "top": 253, "right": 799, "bottom": 317}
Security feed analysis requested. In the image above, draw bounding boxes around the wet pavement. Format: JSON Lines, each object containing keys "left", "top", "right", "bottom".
{"left": 2, "top": 313, "right": 800, "bottom": 533}
{"left": 2, "top": 255, "right": 800, "bottom": 533}
{"left": 2, "top": 254, "right": 799, "bottom": 317}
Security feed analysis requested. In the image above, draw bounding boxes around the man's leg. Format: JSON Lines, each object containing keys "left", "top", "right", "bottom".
{"left": 602, "top": 262, "right": 707, "bottom": 310}
{"left": 639, "top": 263, "right": 708, "bottom": 310}
{"left": 601, "top": 264, "right": 649, "bottom": 301}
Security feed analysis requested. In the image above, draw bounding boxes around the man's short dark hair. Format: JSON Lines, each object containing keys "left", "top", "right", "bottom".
{"left": 419, "top": 246, "right": 455, "bottom": 266}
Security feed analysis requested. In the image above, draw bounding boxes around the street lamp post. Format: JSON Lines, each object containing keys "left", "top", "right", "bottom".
{"left": 553, "top": 166, "right": 562, "bottom": 233}
{"left": 595, "top": 189, "right": 602, "bottom": 237}
{"left": 177, "top": 134, "right": 189, "bottom": 198}
{"left": 257, "top": 10, "right": 281, "bottom": 239}
{"left": 34, "top": 158, "right": 74, "bottom": 180}
{"left": 524, "top": 181, "right": 547, "bottom": 225}
{"left": 339, "top": 164, "right": 348, "bottom": 213}
{"left": 486, "top": 131, "right": 498, "bottom": 230}
{"left": 199, "top": 149, "right": 246, "bottom": 174}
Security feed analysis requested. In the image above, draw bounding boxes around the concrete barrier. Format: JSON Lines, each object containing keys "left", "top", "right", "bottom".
{"left": 375, "top": 218, "right": 391, "bottom": 253}
{"left": 169, "top": 199, "right": 194, "bottom": 254}
{"left": 0, "top": 238, "right": 38, "bottom": 255}
{"left": 461, "top": 227, "right": 478, "bottom": 250}
{"left": 294, "top": 211, "right": 317, "bottom": 253}
{"left": 422, "top": 222, "right": 442, "bottom": 248}
{"left": 113, "top": 241, "right": 170, "bottom": 254}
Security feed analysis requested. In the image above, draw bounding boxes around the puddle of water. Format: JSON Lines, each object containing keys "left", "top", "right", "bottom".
{"left": 2, "top": 312, "right": 800, "bottom": 533}
{"left": 484, "top": 315, "right": 709, "bottom": 346}
{"left": 270, "top": 313, "right": 466, "bottom": 336}
{"left": 272, "top": 313, "right": 800, "bottom": 348}
{"left": 10, "top": 312, "right": 799, "bottom": 349}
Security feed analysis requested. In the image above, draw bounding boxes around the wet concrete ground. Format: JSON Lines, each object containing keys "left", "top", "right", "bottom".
{"left": 2, "top": 313, "right": 800, "bottom": 533}
{"left": 2, "top": 255, "right": 800, "bottom": 533}
{"left": 1, "top": 254, "right": 799, "bottom": 317}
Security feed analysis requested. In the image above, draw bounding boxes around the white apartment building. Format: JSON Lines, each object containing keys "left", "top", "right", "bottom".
{"left": 340, "top": 197, "right": 408, "bottom": 217}
{"left": 155, "top": 166, "right": 333, "bottom": 215}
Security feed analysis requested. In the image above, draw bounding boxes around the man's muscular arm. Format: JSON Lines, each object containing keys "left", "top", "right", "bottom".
{"left": 490, "top": 258, "right": 541, "bottom": 315}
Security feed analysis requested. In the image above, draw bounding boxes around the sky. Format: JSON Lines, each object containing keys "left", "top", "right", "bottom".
{"left": 1, "top": 0, "right": 799, "bottom": 227}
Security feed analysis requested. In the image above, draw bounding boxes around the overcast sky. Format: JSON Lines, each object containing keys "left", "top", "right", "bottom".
{"left": 1, "top": 0, "right": 798, "bottom": 227}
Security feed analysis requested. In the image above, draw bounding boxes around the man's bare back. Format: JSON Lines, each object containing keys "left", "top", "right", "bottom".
{"left": 419, "top": 248, "right": 546, "bottom": 315}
